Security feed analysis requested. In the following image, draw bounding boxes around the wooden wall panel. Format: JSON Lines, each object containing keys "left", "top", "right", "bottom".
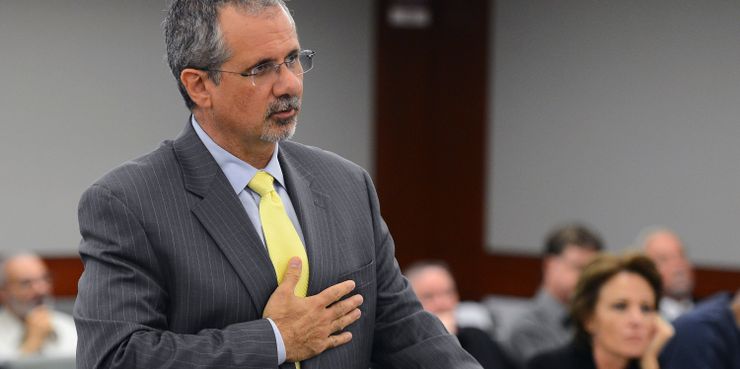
{"left": 375, "top": 0, "right": 490, "bottom": 300}
{"left": 41, "top": 254, "right": 740, "bottom": 300}
{"left": 44, "top": 257, "right": 83, "bottom": 297}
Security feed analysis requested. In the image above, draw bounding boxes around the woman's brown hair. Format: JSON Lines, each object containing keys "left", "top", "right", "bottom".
{"left": 570, "top": 252, "right": 663, "bottom": 345}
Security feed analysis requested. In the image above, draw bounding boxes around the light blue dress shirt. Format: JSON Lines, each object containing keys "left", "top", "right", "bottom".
{"left": 192, "top": 116, "right": 306, "bottom": 365}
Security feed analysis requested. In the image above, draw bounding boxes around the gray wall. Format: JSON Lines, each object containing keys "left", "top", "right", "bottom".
{"left": 486, "top": 0, "right": 740, "bottom": 267}
{"left": 0, "top": 0, "right": 374, "bottom": 256}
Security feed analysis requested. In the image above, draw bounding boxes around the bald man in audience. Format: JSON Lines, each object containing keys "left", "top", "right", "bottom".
{"left": 638, "top": 227, "right": 695, "bottom": 321}
{"left": 405, "top": 261, "right": 515, "bottom": 369}
{"left": 0, "top": 253, "right": 76, "bottom": 360}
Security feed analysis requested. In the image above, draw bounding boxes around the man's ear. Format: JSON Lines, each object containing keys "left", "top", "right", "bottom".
{"left": 180, "top": 68, "right": 212, "bottom": 108}
{"left": 542, "top": 255, "right": 556, "bottom": 275}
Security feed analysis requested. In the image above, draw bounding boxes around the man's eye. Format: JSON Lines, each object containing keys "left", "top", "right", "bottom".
{"left": 285, "top": 54, "right": 298, "bottom": 64}
{"left": 250, "top": 64, "right": 273, "bottom": 75}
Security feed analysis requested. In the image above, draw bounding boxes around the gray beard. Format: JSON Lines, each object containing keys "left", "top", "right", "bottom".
{"left": 6, "top": 296, "right": 53, "bottom": 318}
{"left": 260, "top": 118, "right": 297, "bottom": 143}
{"left": 261, "top": 95, "right": 301, "bottom": 142}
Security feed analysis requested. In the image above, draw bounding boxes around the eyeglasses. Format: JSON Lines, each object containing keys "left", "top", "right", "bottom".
{"left": 199, "top": 49, "right": 315, "bottom": 87}
{"left": 9, "top": 275, "right": 53, "bottom": 290}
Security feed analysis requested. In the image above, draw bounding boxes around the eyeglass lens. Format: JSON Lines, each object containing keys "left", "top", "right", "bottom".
{"left": 252, "top": 51, "right": 314, "bottom": 85}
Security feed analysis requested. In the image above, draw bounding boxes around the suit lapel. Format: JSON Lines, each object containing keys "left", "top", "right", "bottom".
{"left": 173, "top": 122, "right": 277, "bottom": 315}
{"left": 279, "top": 143, "right": 333, "bottom": 297}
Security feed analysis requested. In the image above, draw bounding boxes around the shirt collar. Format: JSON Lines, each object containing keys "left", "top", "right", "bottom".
{"left": 191, "top": 115, "right": 286, "bottom": 194}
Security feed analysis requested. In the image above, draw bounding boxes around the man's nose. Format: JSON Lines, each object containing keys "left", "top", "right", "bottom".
{"left": 272, "top": 64, "right": 302, "bottom": 97}
{"left": 31, "top": 277, "right": 52, "bottom": 295}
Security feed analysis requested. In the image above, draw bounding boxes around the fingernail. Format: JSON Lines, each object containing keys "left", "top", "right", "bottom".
{"left": 290, "top": 258, "right": 301, "bottom": 268}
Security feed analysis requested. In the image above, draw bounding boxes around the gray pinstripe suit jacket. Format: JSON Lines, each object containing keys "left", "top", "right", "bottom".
{"left": 74, "top": 122, "right": 482, "bottom": 369}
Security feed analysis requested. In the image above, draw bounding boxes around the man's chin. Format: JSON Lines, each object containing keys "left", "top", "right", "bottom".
{"left": 7, "top": 299, "right": 49, "bottom": 318}
{"left": 261, "top": 121, "right": 297, "bottom": 143}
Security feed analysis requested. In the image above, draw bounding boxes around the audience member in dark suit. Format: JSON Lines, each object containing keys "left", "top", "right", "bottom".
{"left": 405, "top": 260, "right": 515, "bottom": 369}
{"left": 659, "top": 290, "right": 740, "bottom": 369}
{"left": 506, "top": 224, "right": 604, "bottom": 366}
{"left": 527, "top": 253, "right": 674, "bottom": 369}
{"left": 73, "top": 1, "right": 482, "bottom": 368}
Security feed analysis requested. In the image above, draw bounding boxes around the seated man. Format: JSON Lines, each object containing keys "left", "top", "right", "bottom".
{"left": 0, "top": 253, "right": 76, "bottom": 360}
{"left": 659, "top": 290, "right": 740, "bottom": 369}
{"left": 637, "top": 227, "right": 696, "bottom": 321}
{"left": 405, "top": 260, "right": 515, "bottom": 369}
{"left": 505, "top": 223, "right": 603, "bottom": 367}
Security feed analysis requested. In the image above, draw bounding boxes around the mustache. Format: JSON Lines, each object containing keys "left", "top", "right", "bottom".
{"left": 266, "top": 96, "right": 301, "bottom": 117}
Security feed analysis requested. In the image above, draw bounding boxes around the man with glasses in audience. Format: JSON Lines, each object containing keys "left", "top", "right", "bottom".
{"left": 0, "top": 253, "right": 76, "bottom": 361}
{"left": 505, "top": 224, "right": 603, "bottom": 367}
{"left": 74, "top": 1, "right": 482, "bottom": 369}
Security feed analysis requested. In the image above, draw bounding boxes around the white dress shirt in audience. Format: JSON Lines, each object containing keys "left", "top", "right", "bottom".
{"left": 660, "top": 296, "right": 694, "bottom": 322}
{"left": 0, "top": 308, "right": 77, "bottom": 361}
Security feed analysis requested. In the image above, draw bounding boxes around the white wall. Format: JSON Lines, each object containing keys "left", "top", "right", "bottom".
{"left": 0, "top": 0, "right": 374, "bottom": 256}
{"left": 486, "top": 0, "right": 740, "bottom": 267}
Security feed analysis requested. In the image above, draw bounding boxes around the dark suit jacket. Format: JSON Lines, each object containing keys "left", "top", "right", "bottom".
{"left": 74, "top": 123, "right": 481, "bottom": 369}
{"left": 526, "top": 342, "right": 641, "bottom": 369}
{"left": 457, "top": 327, "right": 515, "bottom": 369}
{"left": 659, "top": 293, "right": 740, "bottom": 369}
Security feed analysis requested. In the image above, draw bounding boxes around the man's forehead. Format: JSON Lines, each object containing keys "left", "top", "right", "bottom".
{"left": 562, "top": 244, "right": 597, "bottom": 256}
{"left": 5, "top": 256, "right": 47, "bottom": 277}
{"left": 217, "top": 3, "right": 296, "bottom": 33}
{"left": 217, "top": 4, "right": 298, "bottom": 55}
{"left": 415, "top": 267, "right": 454, "bottom": 286}
{"left": 646, "top": 233, "right": 683, "bottom": 254}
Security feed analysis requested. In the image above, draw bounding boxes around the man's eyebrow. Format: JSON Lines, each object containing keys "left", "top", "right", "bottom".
{"left": 247, "top": 49, "right": 301, "bottom": 69}
{"left": 247, "top": 57, "right": 276, "bottom": 69}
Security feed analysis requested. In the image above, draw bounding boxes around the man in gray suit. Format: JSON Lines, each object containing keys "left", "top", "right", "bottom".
{"left": 73, "top": 1, "right": 481, "bottom": 368}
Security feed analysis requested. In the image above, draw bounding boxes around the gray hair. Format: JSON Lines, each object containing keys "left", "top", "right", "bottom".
{"left": 634, "top": 225, "right": 678, "bottom": 250}
{"left": 0, "top": 251, "right": 43, "bottom": 287}
{"left": 164, "top": 0, "right": 292, "bottom": 110}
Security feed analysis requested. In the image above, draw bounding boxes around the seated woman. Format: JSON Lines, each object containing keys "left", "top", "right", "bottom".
{"left": 527, "top": 252, "right": 674, "bottom": 369}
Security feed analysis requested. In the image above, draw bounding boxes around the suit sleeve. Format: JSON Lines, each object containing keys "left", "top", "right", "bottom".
{"left": 457, "top": 327, "right": 516, "bottom": 369}
{"left": 74, "top": 183, "right": 278, "bottom": 369}
{"left": 361, "top": 172, "right": 483, "bottom": 369}
{"left": 658, "top": 318, "right": 725, "bottom": 369}
{"left": 506, "top": 318, "right": 551, "bottom": 366}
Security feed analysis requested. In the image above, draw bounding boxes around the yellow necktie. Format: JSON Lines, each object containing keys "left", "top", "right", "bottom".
{"left": 248, "top": 170, "right": 309, "bottom": 297}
